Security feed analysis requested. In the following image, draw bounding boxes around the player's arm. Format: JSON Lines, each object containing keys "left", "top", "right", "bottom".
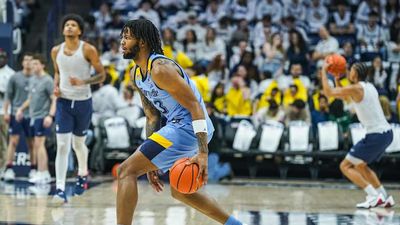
{"left": 81, "top": 43, "right": 106, "bottom": 85}
{"left": 321, "top": 63, "right": 362, "bottom": 101}
{"left": 151, "top": 59, "right": 209, "bottom": 183}
{"left": 130, "top": 70, "right": 161, "bottom": 137}
{"left": 3, "top": 76, "right": 15, "bottom": 122}
{"left": 51, "top": 46, "right": 61, "bottom": 97}
{"left": 15, "top": 97, "right": 30, "bottom": 121}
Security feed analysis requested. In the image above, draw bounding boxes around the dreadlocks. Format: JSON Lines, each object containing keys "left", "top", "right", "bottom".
{"left": 352, "top": 62, "right": 369, "bottom": 81}
{"left": 121, "top": 19, "right": 164, "bottom": 55}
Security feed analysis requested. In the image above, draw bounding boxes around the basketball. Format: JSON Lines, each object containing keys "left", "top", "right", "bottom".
{"left": 325, "top": 54, "right": 347, "bottom": 76}
{"left": 170, "top": 158, "right": 204, "bottom": 194}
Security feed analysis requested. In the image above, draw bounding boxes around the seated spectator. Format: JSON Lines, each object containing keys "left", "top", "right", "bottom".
{"left": 379, "top": 95, "right": 399, "bottom": 123}
{"left": 387, "top": 27, "right": 400, "bottom": 63}
{"left": 252, "top": 14, "right": 280, "bottom": 51}
{"left": 368, "top": 56, "right": 388, "bottom": 93}
{"left": 253, "top": 99, "right": 286, "bottom": 128}
{"left": 236, "top": 51, "right": 260, "bottom": 86}
{"left": 257, "top": 32, "right": 285, "bottom": 78}
{"left": 177, "top": 11, "right": 206, "bottom": 42}
{"left": 256, "top": 0, "right": 283, "bottom": 23}
{"left": 281, "top": 16, "right": 309, "bottom": 49}
{"left": 181, "top": 29, "right": 199, "bottom": 63}
{"left": 329, "top": 99, "right": 352, "bottom": 137}
{"left": 312, "top": 26, "right": 339, "bottom": 67}
{"left": 229, "top": 40, "right": 250, "bottom": 69}
{"left": 282, "top": 84, "right": 308, "bottom": 107}
{"left": 189, "top": 65, "right": 210, "bottom": 102}
{"left": 207, "top": 55, "right": 229, "bottom": 91}
{"left": 382, "top": 0, "right": 399, "bottom": 26}
{"left": 355, "top": 0, "right": 381, "bottom": 25}
{"left": 341, "top": 41, "right": 357, "bottom": 68}
{"left": 357, "top": 11, "right": 388, "bottom": 56}
{"left": 199, "top": 0, "right": 225, "bottom": 26}
{"left": 162, "top": 28, "right": 193, "bottom": 69}
{"left": 283, "top": 0, "right": 307, "bottom": 22}
{"left": 122, "top": 85, "right": 142, "bottom": 108}
{"left": 228, "top": 64, "right": 258, "bottom": 97}
{"left": 102, "top": 11, "right": 125, "bottom": 46}
{"left": 329, "top": 1, "right": 356, "bottom": 37}
{"left": 225, "top": 0, "right": 256, "bottom": 22}
{"left": 83, "top": 15, "right": 102, "bottom": 51}
{"left": 214, "top": 16, "right": 235, "bottom": 44}
{"left": 255, "top": 85, "right": 282, "bottom": 112}
{"left": 92, "top": 2, "right": 112, "bottom": 31}
{"left": 225, "top": 75, "right": 252, "bottom": 116}
{"left": 311, "top": 95, "right": 330, "bottom": 132}
{"left": 306, "top": 0, "right": 329, "bottom": 34}
{"left": 196, "top": 27, "right": 226, "bottom": 68}
{"left": 92, "top": 74, "right": 127, "bottom": 126}
{"left": 230, "top": 19, "right": 250, "bottom": 47}
{"left": 210, "top": 82, "right": 227, "bottom": 114}
{"left": 128, "top": 0, "right": 160, "bottom": 28}
{"left": 286, "top": 29, "right": 310, "bottom": 74}
{"left": 285, "top": 99, "right": 311, "bottom": 125}
{"left": 278, "top": 63, "right": 311, "bottom": 91}
{"left": 101, "top": 39, "right": 128, "bottom": 73}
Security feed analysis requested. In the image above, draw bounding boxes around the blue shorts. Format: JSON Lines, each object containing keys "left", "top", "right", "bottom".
{"left": 348, "top": 130, "right": 393, "bottom": 164}
{"left": 9, "top": 115, "right": 32, "bottom": 137}
{"left": 55, "top": 98, "right": 92, "bottom": 136}
{"left": 140, "top": 122, "right": 214, "bottom": 173}
{"left": 30, "top": 118, "right": 52, "bottom": 137}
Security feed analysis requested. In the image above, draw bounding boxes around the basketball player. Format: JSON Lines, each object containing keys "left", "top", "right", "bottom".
{"left": 51, "top": 14, "right": 105, "bottom": 203}
{"left": 321, "top": 61, "right": 395, "bottom": 208}
{"left": 3, "top": 53, "right": 35, "bottom": 181}
{"left": 16, "top": 54, "right": 55, "bottom": 184}
{"left": 117, "top": 19, "right": 242, "bottom": 225}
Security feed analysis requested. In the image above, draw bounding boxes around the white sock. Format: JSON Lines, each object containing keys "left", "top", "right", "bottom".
{"left": 72, "top": 135, "right": 89, "bottom": 176}
{"left": 376, "top": 186, "right": 387, "bottom": 198}
{"left": 364, "top": 184, "right": 379, "bottom": 196}
{"left": 55, "top": 133, "right": 72, "bottom": 191}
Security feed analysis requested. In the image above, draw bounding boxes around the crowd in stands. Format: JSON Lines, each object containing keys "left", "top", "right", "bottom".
{"left": 82, "top": 0, "right": 400, "bottom": 143}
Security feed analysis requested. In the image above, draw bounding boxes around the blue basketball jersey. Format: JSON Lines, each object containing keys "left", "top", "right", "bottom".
{"left": 133, "top": 53, "right": 213, "bottom": 128}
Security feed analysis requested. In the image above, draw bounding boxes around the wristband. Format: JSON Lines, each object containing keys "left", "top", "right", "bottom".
{"left": 192, "top": 119, "right": 208, "bottom": 134}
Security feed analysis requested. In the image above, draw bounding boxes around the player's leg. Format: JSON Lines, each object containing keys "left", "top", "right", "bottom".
{"left": 355, "top": 163, "right": 381, "bottom": 188}
{"left": 30, "top": 136, "right": 50, "bottom": 183}
{"left": 339, "top": 159, "right": 369, "bottom": 188}
{"left": 170, "top": 187, "right": 237, "bottom": 224}
{"left": 24, "top": 119, "right": 37, "bottom": 178}
{"left": 3, "top": 134, "right": 19, "bottom": 181}
{"left": 71, "top": 99, "right": 92, "bottom": 195}
{"left": 116, "top": 148, "right": 158, "bottom": 225}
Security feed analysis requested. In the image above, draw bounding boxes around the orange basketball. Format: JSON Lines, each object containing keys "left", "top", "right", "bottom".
{"left": 170, "top": 158, "right": 204, "bottom": 194}
{"left": 325, "top": 54, "right": 347, "bottom": 76}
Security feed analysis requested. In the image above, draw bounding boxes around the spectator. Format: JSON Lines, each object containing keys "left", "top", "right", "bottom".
{"left": 252, "top": 14, "right": 280, "bottom": 51}
{"left": 387, "top": 25, "right": 400, "bottom": 63}
{"left": 283, "top": 0, "right": 307, "bottom": 22}
{"left": 257, "top": 32, "right": 285, "bottom": 78}
{"left": 92, "top": 2, "right": 112, "bottom": 31}
{"left": 230, "top": 18, "right": 250, "bottom": 47}
{"left": 210, "top": 82, "right": 227, "bottom": 114}
{"left": 128, "top": 0, "right": 160, "bottom": 28}
{"left": 101, "top": 39, "right": 128, "bottom": 73}
{"left": 357, "top": 11, "right": 388, "bottom": 55}
{"left": 224, "top": 0, "right": 256, "bottom": 22}
{"left": 253, "top": 99, "right": 285, "bottom": 128}
{"left": 237, "top": 50, "right": 260, "bottom": 85}
{"left": 225, "top": 75, "right": 252, "bottom": 116}
{"left": 229, "top": 64, "right": 258, "bottom": 97}
{"left": 282, "top": 83, "right": 308, "bottom": 107}
{"left": 83, "top": 15, "right": 102, "bottom": 51}
{"left": 199, "top": 0, "right": 225, "bottom": 26}
{"left": 311, "top": 94, "right": 330, "bottom": 132}
{"left": 286, "top": 29, "right": 310, "bottom": 74}
{"left": 197, "top": 27, "right": 226, "bottom": 67}
{"left": 162, "top": 28, "right": 193, "bottom": 69}
{"left": 285, "top": 99, "right": 311, "bottom": 125}
{"left": 103, "top": 11, "right": 125, "bottom": 45}
{"left": 341, "top": 41, "right": 357, "bottom": 68}
{"left": 329, "top": 1, "right": 356, "bottom": 37}
{"left": 281, "top": 15, "right": 309, "bottom": 49}
{"left": 368, "top": 56, "right": 388, "bottom": 93}
{"left": 382, "top": 0, "right": 399, "bottom": 26}
{"left": 256, "top": 0, "right": 283, "bottom": 23}
{"left": 207, "top": 55, "right": 229, "bottom": 91}
{"left": 177, "top": 11, "right": 206, "bottom": 42}
{"left": 306, "top": 0, "right": 329, "bottom": 34}
{"left": 0, "top": 49, "right": 14, "bottom": 170}
{"left": 355, "top": 0, "right": 381, "bottom": 25}
{"left": 312, "top": 26, "right": 339, "bottom": 66}
{"left": 278, "top": 63, "right": 311, "bottom": 91}
{"left": 122, "top": 85, "right": 141, "bottom": 108}
{"left": 379, "top": 95, "right": 399, "bottom": 123}
{"left": 329, "top": 99, "right": 352, "bottom": 137}
{"left": 214, "top": 16, "right": 235, "bottom": 44}
{"left": 181, "top": 29, "right": 199, "bottom": 63}
{"left": 229, "top": 40, "right": 250, "bottom": 69}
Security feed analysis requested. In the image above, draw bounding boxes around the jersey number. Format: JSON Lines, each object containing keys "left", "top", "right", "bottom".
{"left": 154, "top": 100, "right": 168, "bottom": 114}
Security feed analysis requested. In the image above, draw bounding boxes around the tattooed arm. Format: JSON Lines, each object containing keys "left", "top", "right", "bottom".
{"left": 151, "top": 58, "right": 209, "bottom": 183}
{"left": 130, "top": 70, "right": 161, "bottom": 137}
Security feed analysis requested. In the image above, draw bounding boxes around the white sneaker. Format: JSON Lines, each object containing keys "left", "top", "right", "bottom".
{"left": 380, "top": 195, "right": 395, "bottom": 208}
{"left": 29, "top": 171, "right": 52, "bottom": 184}
{"left": 3, "top": 168, "right": 15, "bottom": 182}
{"left": 356, "top": 193, "right": 385, "bottom": 209}
{"left": 28, "top": 169, "right": 37, "bottom": 180}
{"left": 40, "top": 171, "right": 51, "bottom": 184}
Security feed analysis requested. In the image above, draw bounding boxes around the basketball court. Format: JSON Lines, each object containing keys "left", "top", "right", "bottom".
{"left": 0, "top": 178, "right": 399, "bottom": 225}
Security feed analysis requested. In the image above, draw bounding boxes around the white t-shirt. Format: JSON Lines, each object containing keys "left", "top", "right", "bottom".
{"left": 0, "top": 65, "right": 15, "bottom": 115}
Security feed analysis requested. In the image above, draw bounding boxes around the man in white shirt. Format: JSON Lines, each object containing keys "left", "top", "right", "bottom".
{"left": 0, "top": 49, "right": 14, "bottom": 170}
{"left": 306, "top": 0, "right": 329, "bottom": 33}
{"left": 256, "top": 0, "right": 283, "bottom": 23}
{"left": 127, "top": 0, "right": 160, "bottom": 29}
{"left": 312, "top": 26, "right": 339, "bottom": 66}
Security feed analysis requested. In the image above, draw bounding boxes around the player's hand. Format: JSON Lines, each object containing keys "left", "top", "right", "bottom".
{"left": 43, "top": 116, "right": 53, "bottom": 128}
{"left": 4, "top": 113, "right": 10, "bottom": 123}
{"left": 147, "top": 170, "right": 164, "bottom": 192}
{"left": 53, "top": 86, "right": 61, "bottom": 97}
{"left": 15, "top": 109, "right": 23, "bottom": 122}
{"left": 69, "top": 76, "right": 85, "bottom": 86}
{"left": 187, "top": 152, "right": 208, "bottom": 185}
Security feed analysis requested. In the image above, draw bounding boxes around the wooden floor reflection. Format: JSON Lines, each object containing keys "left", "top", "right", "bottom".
{"left": 0, "top": 178, "right": 399, "bottom": 225}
